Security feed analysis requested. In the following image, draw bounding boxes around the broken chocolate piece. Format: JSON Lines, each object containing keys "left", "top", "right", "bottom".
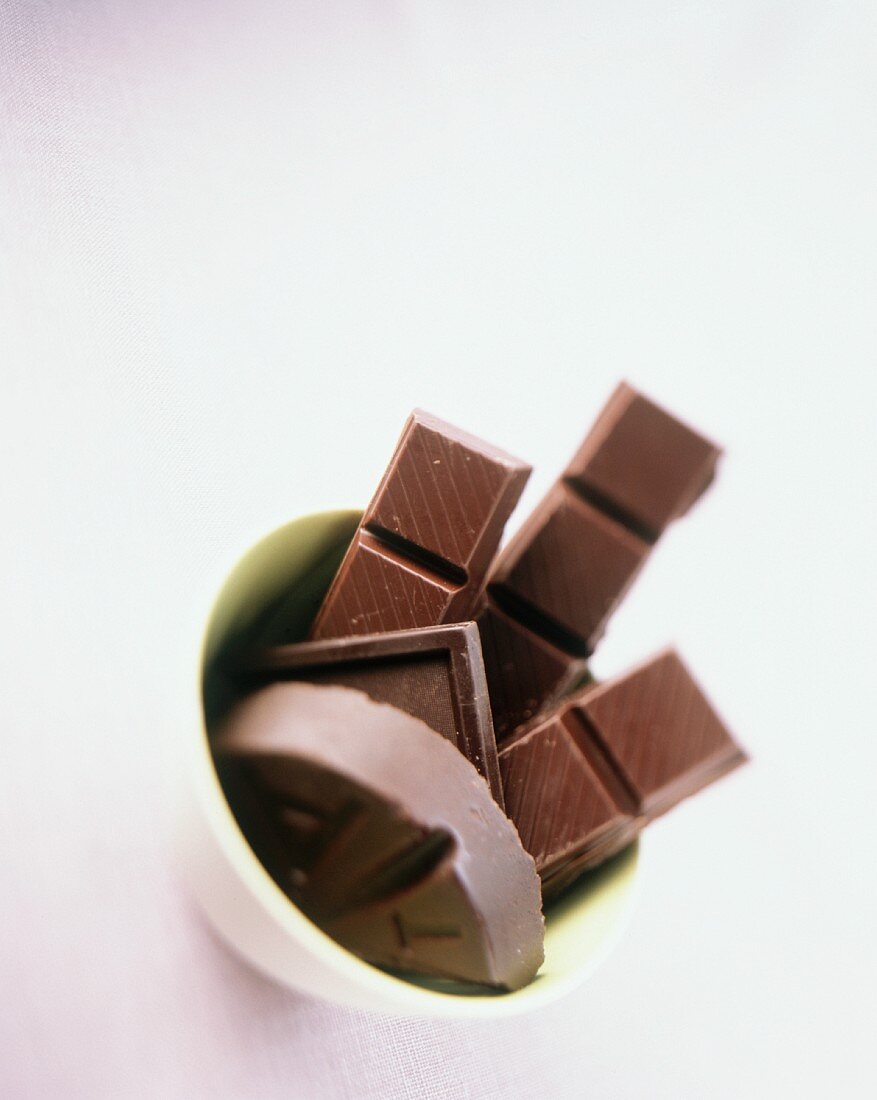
{"left": 213, "top": 682, "right": 544, "bottom": 990}
{"left": 240, "top": 623, "right": 504, "bottom": 807}
{"left": 571, "top": 648, "right": 747, "bottom": 822}
{"left": 309, "top": 410, "right": 531, "bottom": 641}
{"left": 563, "top": 381, "right": 721, "bottom": 541}
{"left": 499, "top": 648, "right": 746, "bottom": 900}
{"left": 478, "top": 384, "right": 721, "bottom": 738}
{"left": 499, "top": 709, "right": 638, "bottom": 886}
{"left": 476, "top": 601, "right": 591, "bottom": 749}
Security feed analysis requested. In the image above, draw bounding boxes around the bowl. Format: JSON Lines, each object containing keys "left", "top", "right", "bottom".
{"left": 179, "top": 510, "right": 640, "bottom": 1018}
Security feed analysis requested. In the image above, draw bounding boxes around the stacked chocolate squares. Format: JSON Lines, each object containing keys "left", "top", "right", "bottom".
{"left": 211, "top": 385, "right": 747, "bottom": 992}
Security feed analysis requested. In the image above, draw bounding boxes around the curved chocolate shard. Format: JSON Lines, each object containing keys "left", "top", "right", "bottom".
{"left": 213, "top": 682, "right": 544, "bottom": 991}
{"left": 239, "top": 623, "right": 504, "bottom": 808}
{"left": 479, "top": 384, "right": 721, "bottom": 739}
{"left": 309, "top": 410, "right": 531, "bottom": 640}
{"left": 499, "top": 648, "right": 747, "bottom": 901}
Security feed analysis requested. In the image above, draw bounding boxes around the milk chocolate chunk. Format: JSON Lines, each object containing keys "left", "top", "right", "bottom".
{"left": 213, "top": 683, "right": 544, "bottom": 990}
{"left": 499, "top": 649, "right": 746, "bottom": 900}
{"left": 479, "top": 384, "right": 721, "bottom": 738}
{"left": 309, "top": 410, "right": 531, "bottom": 641}
{"left": 240, "top": 623, "right": 504, "bottom": 807}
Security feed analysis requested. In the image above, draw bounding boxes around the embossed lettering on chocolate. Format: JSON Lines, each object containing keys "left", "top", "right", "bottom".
{"left": 309, "top": 410, "right": 531, "bottom": 640}
{"left": 478, "top": 384, "right": 722, "bottom": 738}
{"left": 240, "top": 623, "right": 504, "bottom": 807}
{"left": 213, "top": 682, "right": 544, "bottom": 990}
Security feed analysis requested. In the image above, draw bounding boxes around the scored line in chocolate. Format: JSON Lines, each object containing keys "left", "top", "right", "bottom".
{"left": 562, "top": 706, "right": 642, "bottom": 817}
{"left": 486, "top": 581, "right": 593, "bottom": 659}
{"left": 562, "top": 476, "right": 659, "bottom": 546}
{"left": 362, "top": 522, "right": 468, "bottom": 587}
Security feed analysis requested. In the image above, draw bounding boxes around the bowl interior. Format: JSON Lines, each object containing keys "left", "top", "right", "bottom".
{"left": 199, "top": 510, "right": 639, "bottom": 1014}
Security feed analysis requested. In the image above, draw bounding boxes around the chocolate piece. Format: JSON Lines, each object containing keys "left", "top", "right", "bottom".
{"left": 214, "top": 682, "right": 544, "bottom": 990}
{"left": 476, "top": 601, "right": 592, "bottom": 748}
{"left": 499, "top": 649, "right": 746, "bottom": 900}
{"left": 571, "top": 648, "right": 747, "bottom": 821}
{"left": 309, "top": 410, "right": 531, "bottom": 641}
{"left": 240, "top": 623, "right": 504, "bottom": 807}
{"left": 499, "top": 709, "right": 638, "bottom": 887}
{"left": 563, "top": 382, "right": 720, "bottom": 541}
{"left": 479, "top": 384, "right": 721, "bottom": 738}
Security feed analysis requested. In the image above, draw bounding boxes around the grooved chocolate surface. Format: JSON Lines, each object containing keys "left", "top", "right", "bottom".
{"left": 240, "top": 623, "right": 504, "bottom": 807}
{"left": 479, "top": 384, "right": 721, "bottom": 739}
{"left": 574, "top": 648, "right": 747, "bottom": 821}
{"left": 309, "top": 410, "right": 530, "bottom": 640}
{"left": 213, "top": 683, "right": 544, "bottom": 990}
{"left": 564, "top": 381, "right": 721, "bottom": 541}
{"left": 499, "top": 713, "right": 636, "bottom": 880}
{"left": 477, "top": 602, "right": 590, "bottom": 739}
{"left": 498, "top": 648, "right": 746, "bottom": 900}
{"left": 490, "top": 485, "right": 649, "bottom": 650}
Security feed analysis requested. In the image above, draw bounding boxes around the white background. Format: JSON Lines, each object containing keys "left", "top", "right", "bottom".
{"left": 1, "top": 2, "right": 875, "bottom": 1097}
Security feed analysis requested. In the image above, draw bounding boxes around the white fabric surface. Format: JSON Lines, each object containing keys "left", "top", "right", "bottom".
{"left": 1, "top": 3, "right": 875, "bottom": 1096}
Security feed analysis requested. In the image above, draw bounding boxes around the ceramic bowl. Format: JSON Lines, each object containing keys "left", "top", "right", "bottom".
{"left": 179, "top": 510, "right": 640, "bottom": 1018}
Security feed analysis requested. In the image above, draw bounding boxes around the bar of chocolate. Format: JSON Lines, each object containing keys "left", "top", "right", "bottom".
{"left": 214, "top": 682, "right": 544, "bottom": 990}
{"left": 563, "top": 381, "right": 721, "bottom": 541}
{"left": 478, "top": 384, "right": 722, "bottom": 738}
{"left": 309, "top": 410, "right": 531, "bottom": 641}
{"left": 571, "top": 648, "right": 747, "bottom": 821}
{"left": 499, "top": 648, "right": 746, "bottom": 900}
{"left": 240, "top": 623, "right": 504, "bottom": 807}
